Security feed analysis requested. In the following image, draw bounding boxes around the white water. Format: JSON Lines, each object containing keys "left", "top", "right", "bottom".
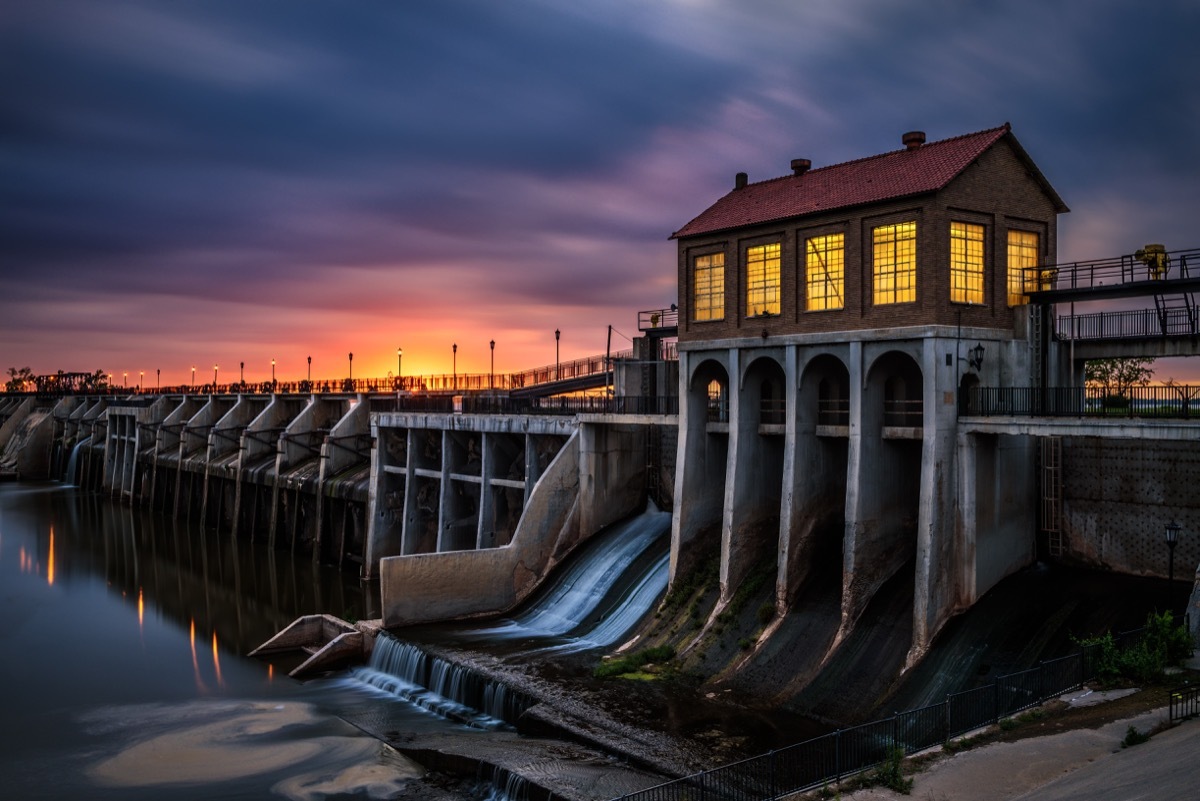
{"left": 64, "top": 435, "right": 91, "bottom": 485}
{"left": 470, "top": 502, "right": 671, "bottom": 642}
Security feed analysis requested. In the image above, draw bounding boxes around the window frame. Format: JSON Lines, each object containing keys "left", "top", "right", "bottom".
{"left": 745, "top": 240, "right": 782, "bottom": 318}
{"left": 804, "top": 232, "right": 846, "bottom": 312}
{"left": 691, "top": 249, "right": 727, "bottom": 322}
{"left": 872, "top": 220, "right": 918, "bottom": 305}
{"left": 949, "top": 221, "right": 986, "bottom": 305}
{"left": 1007, "top": 229, "right": 1041, "bottom": 307}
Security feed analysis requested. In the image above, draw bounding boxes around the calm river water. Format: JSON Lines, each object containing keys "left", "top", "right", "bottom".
{"left": 0, "top": 481, "right": 489, "bottom": 801}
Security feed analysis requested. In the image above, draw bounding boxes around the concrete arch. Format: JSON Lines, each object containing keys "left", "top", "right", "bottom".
{"left": 672, "top": 356, "right": 732, "bottom": 582}
{"left": 777, "top": 352, "right": 852, "bottom": 606}
{"left": 841, "top": 348, "right": 924, "bottom": 638}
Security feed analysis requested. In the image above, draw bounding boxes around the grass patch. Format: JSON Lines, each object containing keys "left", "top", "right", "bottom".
{"left": 594, "top": 645, "right": 675, "bottom": 679}
{"left": 1121, "top": 725, "right": 1151, "bottom": 747}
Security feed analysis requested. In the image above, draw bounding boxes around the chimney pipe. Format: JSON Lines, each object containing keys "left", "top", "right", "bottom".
{"left": 902, "top": 131, "right": 926, "bottom": 150}
{"left": 791, "top": 158, "right": 811, "bottom": 176}
{"left": 735, "top": 172, "right": 748, "bottom": 190}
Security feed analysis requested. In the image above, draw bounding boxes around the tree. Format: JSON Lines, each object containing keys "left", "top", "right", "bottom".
{"left": 1084, "top": 357, "right": 1155, "bottom": 400}
{"left": 5, "top": 366, "right": 34, "bottom": 393}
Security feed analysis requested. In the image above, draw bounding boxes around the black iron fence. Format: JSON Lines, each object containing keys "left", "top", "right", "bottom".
{"left": 1170, "top": 684, "right": 1199, "bottom": 724}
{"left": 1056, "top": 307, "right": 1200, "bottom": 341}
{"left": 611, "top": 631, "right": 1144, "bottom": 801}
{"left": 961, "top": 385, "right": 1200, "bottom": 419}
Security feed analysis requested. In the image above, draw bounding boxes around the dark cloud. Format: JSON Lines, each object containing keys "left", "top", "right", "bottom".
{"left": 3, "top": 0, "right": 1199, "bottom": 377}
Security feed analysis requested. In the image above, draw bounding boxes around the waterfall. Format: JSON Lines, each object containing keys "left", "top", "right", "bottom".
{"left": 64, "top": 436, "right": 91, "bottom": 485}
{"left": 346, "top": 634, "right": 531, "bottom": 730}
{"left": 476, "top": 502, "right": 671, "bottom": 641}
{"left": 343, "top": 504, "right": 671, "bottom": 733}
{"left": 476, "top": 764, "right": 529, "bottom": 801}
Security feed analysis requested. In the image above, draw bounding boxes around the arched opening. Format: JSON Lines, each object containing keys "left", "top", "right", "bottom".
{"left": 674, "top": 359, "right": 732, "bottom": 580}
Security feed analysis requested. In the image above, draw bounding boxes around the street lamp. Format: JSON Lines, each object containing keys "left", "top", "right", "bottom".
{"left": 139, "top": 371, "right": 144, "bottom": 392}
{"left": 191, "top": 366, "right": 196, "bottom": 390}
{"left": 1165, "top": 520, "right": 1182, "bottom": 583}
{"left": 397, "top": 347, "right": 402, "bottom": 389}
{"left": 307, "top": 356, "right": 311, "bottom": 383}
{"left": 452, "top": 343, "right": 457, "bottom": 390}
{"left": 555, "top": 328, "right": 561, "bottom": 381}
{"left": 271, "top": 358, "right": 276, "bottom": 389}
{"left": 213, "top": 364, "right": 218, "bottom": 389}
{"left": 240, "top": 361, "right": 245, "bottom": 383}
{"left": 123, "top": 371, "right": 127, "bottom": 388}
{"left": 348, "top": 352, "right": 353, "bottom": 385}
{"left": 156, "top": 368, "right": 160, "bottom": 392}
{"left": 489, "top": 340, "right": 495, "bottom": 390}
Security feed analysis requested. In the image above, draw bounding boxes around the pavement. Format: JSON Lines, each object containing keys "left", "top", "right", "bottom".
{"left": 842, "top": 693, "right": 1198, "bottom": 801}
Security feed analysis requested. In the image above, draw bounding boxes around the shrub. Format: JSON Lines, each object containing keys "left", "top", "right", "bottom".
{"left": 1122, "top": 725, "right": 1150, "bottom": 747}
{"left": 869, "top": 746, "right": 913, "bottom": 794}
{"left": 593, "top": 645, "right": 675, "bottom": 679}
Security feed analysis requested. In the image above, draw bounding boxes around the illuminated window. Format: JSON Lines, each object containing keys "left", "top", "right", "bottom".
{"left": 805, "top": 234, "right": 844, "bottom": 311}
{"left": 872, "top": 221, "right": 916, "bottom": 304}
{"left": 692, "top": 252, "right": 725, "bottom": 321}
{"left": 746, "top": 242, "right": 781, "bottom": 317}
{"left": 1007, "top": 230, "right": 1040, "bottom": 306}
{"left": 950, "top": 222, "right": 985, "bottom": 304}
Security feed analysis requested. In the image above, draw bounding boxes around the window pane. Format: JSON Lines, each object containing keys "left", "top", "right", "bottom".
{"left": 1007, "top": 230, "right": 1039, "bottom": 306}
{"left": 806, "top": 234, "right": 845, "bottom": 311}
{"left": 693, "top": 252, "right": 725, "bottom": 321}
{"left": 950, "top": 222, "right": 985, "bottom": 304}
{"left": 872, "top": 222, "right": 916, "bottom": 304}
{"left": 746, "top": 243, "right": 781, "bottom": 316}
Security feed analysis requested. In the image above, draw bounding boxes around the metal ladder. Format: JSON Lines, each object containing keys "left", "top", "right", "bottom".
{"left": 1041, "top": 436, "right": 1064, "bottom": 557}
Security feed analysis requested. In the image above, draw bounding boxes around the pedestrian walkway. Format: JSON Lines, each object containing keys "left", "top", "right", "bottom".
{"left": 844, "top": 676, "right": 1199, "bottom": 801}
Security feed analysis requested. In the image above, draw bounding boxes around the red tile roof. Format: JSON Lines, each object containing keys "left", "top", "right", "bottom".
{"left": 671, "top": 124, "right": 1065, "bottom": 239}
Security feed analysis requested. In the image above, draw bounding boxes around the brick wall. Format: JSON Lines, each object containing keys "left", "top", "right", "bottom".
{"left": 675, "top": 138, "right": 1062, "bottom": 343}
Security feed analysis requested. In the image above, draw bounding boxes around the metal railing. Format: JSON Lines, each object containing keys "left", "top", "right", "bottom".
{"left": 1056, "top": 307, "right": 1200, "bottom": 340}
{"left": 639, "top": 306, "right": 679, "bottom": 331}
{"left": 962, "top": 385, "right": 1200, "bottom": 419}
{"left": 1025, "top": 247, "right": 1199, "bottom": 292}
{"left": 611, "top": 631, "right": 1144, "bottom": 801}
{"left": 1170, "top": 685, "right": 1199, "bottom": 724}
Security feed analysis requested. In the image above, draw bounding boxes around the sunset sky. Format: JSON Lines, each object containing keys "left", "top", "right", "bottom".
{"left": 4, "top": 1, "right": 1199, "bottom": 385}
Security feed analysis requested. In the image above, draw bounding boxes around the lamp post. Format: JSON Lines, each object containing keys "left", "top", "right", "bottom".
{"left": 240, "top": 361, "right": 244, "bottom": 384}
{"left": 489, "top": 340, "right": 495, "bottom": 390}
{"left": 139, "top": 371, "right": 144, "bottom": 392}
{"left": 397, "top": 347, "right": 402, "bottom": 390}
{"left": 307, "top": 356, "right": 311, "bottom": 383}
{"left": 1165, "top": 520, "right": 1181, "bottom": 584}
{"left": 213, "top": 364, "right": 218, "bottom": 389}
{"left": 452, "top": 343, "right": 457, "bottom": 390}
{"left": 271, "top": 358, "right": 276, "bottom": 389}
{"left": 191, "top": 366, "right": 195, "bottom": 390}
{"left": 123, "top": 371, "right": 127, "bottom": 389}
{"left": 348, "top": 353, "right": 353, "bottom": 386}
{"left": 555, "top": 328, "right": 561, "bottom": 381}
{"left": 156, "top": 368, "right": 159, "bottom": 392}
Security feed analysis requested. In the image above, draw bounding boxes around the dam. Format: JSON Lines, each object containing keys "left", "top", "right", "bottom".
{"left": 3, "top": 124, "right": 1200, "bottom": 797}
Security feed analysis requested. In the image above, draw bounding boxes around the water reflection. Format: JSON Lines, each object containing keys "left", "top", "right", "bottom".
{"left": 0, "top": 482, "right": 456, "bottom": 801}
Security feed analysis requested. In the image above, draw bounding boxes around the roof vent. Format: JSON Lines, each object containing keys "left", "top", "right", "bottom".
{"left": 735, "top": 172, "right": 748, "bottom": 190}
{"left": 791, "top": 158, "right": 811, "bottom": 176}
{"left": 902, "top": 131, "right": 926, "bottom": 150}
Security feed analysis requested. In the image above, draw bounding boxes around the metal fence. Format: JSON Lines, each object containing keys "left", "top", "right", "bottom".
{"left": 1170, "top": 685, "right": 1199, "bottom": 724}
{"left": 1056, "top": 307, "right": 1200, "bottom": 341}
{"left": 610, "top": 632, "right": 1145, "bottom": 801}
{"left": 961, "top": 385, "right": 1200, "bottom": 419}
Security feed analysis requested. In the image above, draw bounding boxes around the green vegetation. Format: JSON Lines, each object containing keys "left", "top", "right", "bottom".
{"left": 5, "top": 367, "right": 34, "bottom": 393}
{"left": 1077, "top": 610, "right": 1193, "bottom": 685}
{"left": 593, "top": 644, "right": 675, "bottom": 679}
{"left": 868, "top": 746, "right": 913, "bottom": 794}
{"left": 1121, "top": 725, "right": 1151, "bottom": 747}
{"left": 1084, "top": 357, "right": 1154, "bottom": 403}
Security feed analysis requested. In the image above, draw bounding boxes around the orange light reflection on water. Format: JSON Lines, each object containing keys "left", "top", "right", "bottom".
{"left": 137, "top": 587, "right": 144, "bottom": 630}
{"left": 212, "top": 631, "right": 224, "bottom": 688}
{"left": 190, "top": 619, "right": 206, "bottom": 692}
{"left": 47, "top": 528, "right": 54, "bottom": 586}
